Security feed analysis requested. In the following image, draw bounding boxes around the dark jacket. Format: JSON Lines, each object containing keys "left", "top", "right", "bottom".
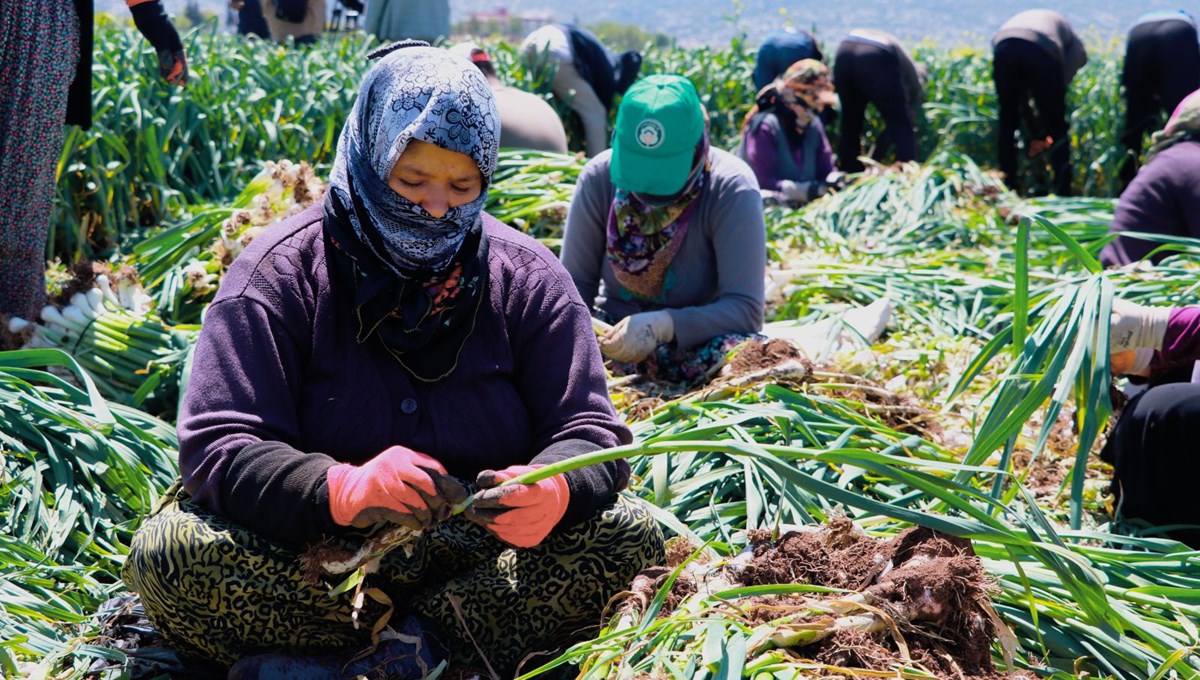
{"left": 753, "top": 31, "right": 823, "bottom": 91}
{"left": 562, "top": 24, "right": 642, "bottom": 110}
{"left": 178, "top": 203, "right": 632, "bottom": 546}
{"left": 1100, "top": 141, "right": 1200, "bottom": 266}
{"left": 992, "top": 9, "right": 1088, "bottom": 84}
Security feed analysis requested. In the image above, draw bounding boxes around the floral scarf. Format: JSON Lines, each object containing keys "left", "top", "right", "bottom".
{"left": 1145, "top": 89, "right": 1200, "bottom": 165}
{"left": 324, "top": 44, "right": 499, "bottom": 382}
{"left": 606, "top": 135, "right": 711, "bottom": 301}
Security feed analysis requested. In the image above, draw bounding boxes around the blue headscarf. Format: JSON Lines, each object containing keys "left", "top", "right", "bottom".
{"left": 324, "top": 45, "right": 500, "bottom": 382}
{"left": 330, "top": 45, "right": 500, "bottom": 275}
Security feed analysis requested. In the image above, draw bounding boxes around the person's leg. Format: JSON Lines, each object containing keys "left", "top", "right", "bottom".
{"left": 992, "top": 39, "right": 1025, "bottom": 194}
{"left": 1106, "top": 382, "right": 1200, "bottom": 547}
{"left": 855, "top": 50, "right": 917, "bottom": 163}
{"left": 833, "top": 43, "right": 869, "bottom": 172}
{"left": 411, "top": 495, "right": 665, "bottom": 675}
{"left": 122, "top": 489, "right": 372, "bottom": 666}
{"left": 1026, "top": 51, "right": 1071, "bottom": 196}
{"left": 0, "top": 1, "right": 79, "bottom": 325}
{"left": 1119, "top": 23, "right": 1158, "bottom": 187}
{"left": 238, "top": 0, "right": 271, "bottom": 38}
{"left": 553, "top": 61, "right": 610, "bottom": 157}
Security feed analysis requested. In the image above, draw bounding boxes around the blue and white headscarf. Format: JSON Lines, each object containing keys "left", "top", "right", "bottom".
{"left": 330, "top": 45, "right": 500, "bottom": 275}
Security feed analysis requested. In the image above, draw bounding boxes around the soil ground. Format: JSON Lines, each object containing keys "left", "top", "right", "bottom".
{"left": 622, "top": 519, "right": 1037, "bottom": 679}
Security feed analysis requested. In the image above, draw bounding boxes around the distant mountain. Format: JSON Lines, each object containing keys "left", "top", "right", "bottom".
{"left": 96, "top": 0, "right": 1187, "bottom": 48}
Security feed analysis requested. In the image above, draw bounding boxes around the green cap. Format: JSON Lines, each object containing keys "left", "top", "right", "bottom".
{"left": 610, "top": 75, "right": 705, "bottom": 195}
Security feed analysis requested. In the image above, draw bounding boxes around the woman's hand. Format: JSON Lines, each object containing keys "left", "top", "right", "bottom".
{"left": 599, "top": 311, "right": 675, "bottom": 363}
{"left": 466, "top": 465, "right": 569, "bottom": 548}
{"left": 326, "top": 446, "right": 468, "bottom": 529}
{"left": 1111, "top": 349, "right": 1153, "bottom": 377}
{"left": 1111, "top": 298, "right": 1171, "bottom": 352}
{"left": 156, "top": 49, "right": 188, "bottom": 87}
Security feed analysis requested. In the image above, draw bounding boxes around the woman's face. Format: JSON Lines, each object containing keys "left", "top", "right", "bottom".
{"left": 388, "top": 140, "right": 483, "bottom": 219}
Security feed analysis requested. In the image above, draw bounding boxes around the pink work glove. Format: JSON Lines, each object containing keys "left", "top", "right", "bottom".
{"left": 327, "top": 446, "right": 468, "bottom": 530}
{"left": 465, "top": 465, "right": 569, "bottom": 548}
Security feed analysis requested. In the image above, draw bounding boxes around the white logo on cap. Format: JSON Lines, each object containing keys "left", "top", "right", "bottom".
{"left": 636, "top": 119, "right": 665, "bottom": 149}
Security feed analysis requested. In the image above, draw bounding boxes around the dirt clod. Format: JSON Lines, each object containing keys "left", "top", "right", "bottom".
{"left": 726, "top": 338, "right": 809, "bottom": 376}
{"left": 620, "top": 519, "right": 1024, "bottom": 678}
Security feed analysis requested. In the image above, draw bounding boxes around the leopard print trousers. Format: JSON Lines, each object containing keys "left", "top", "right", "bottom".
{"left": 122, "top": 485, "right": 664, "bottom": 676}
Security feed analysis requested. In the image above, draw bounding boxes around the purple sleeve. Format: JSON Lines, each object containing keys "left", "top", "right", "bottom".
{"left": 743, "top": 121, "right": 782, "bottom": 191}
{"left": 1102, "top": 147, "right": 1200, "bottom": 266}
{"left": 177, "top": 293, "right": 342, "bottom": 546}
{"left": 1150, "top": 306, "right": 1200, "bottom": 371}
{"left": 513, "top": 252, "right": 633, "bottom": 527}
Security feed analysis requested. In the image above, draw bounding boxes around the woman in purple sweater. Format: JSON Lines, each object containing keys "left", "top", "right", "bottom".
{"left": 1101, "top": 90, "right": 1200, "bottom": 267}
{"left": 122, "top": 44, "right": 663, "bottom": 678}
{"left": 1105, "top": 298, "right": 1200, "bottom": 547}
{"left": 737, "top": 59, "right": 838, "bottom": 207}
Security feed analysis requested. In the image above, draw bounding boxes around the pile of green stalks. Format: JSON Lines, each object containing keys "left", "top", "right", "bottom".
{"left": 0, "top": 350, "right": 177, "bottom": 674}
{"left": 507, "top": 377, "right": 1200, "bottom": 679}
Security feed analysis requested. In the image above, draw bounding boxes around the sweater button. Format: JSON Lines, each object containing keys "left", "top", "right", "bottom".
{"left": 400, "top": 398, "right": 418, "bottom": 415}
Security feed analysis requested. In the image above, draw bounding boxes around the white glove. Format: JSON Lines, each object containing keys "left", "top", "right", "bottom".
{"left": 1110, "top": 298, "right": 1171, "bottom": 352}
{"left": 778, "top": 180, "right": 826, "bottom": 204}
{"left": 599, "top": 311, "right": 675, "bottom": 363}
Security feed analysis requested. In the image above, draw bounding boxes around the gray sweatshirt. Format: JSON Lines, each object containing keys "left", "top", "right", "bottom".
{"left": 492, "top": 83, "right": 569, "bottom": 153}
{"left": 560, "top": 148, "right": 766, "bottom": 350}
{"left": 993, "top": 9, "right": 1088, "bottom": 84}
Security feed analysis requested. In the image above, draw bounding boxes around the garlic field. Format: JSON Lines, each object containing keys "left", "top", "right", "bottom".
{"left": 2, "top": 22, "right": 1198, "bottom": 680}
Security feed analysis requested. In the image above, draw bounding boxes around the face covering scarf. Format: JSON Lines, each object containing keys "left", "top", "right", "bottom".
{"left": 605, "top": 134, "right": 711, "bottom": 301}
{"left": 324, "top": 45, "right": 500, "bottom": 381}
{"left": 743, "top": 81, "right": 815, "bottom": 149}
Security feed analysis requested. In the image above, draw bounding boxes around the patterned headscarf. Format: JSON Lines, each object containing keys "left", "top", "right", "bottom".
{"left": 606, "top": 134, "right": 711, "bottom": 301}
{"left": 324, "top": 45, "right": 500, "bottom": 382}
{"left": 741, "top": 81, "right": 814, "bottom": 148}
{"left": 329, "top": 45, "right": 500, "bottom": 276}
{"left": 1145, "top": 88, "right": 1200, "bottom": 165}
{"left": 781, "top": 58, "right": 836, "bottom": 112}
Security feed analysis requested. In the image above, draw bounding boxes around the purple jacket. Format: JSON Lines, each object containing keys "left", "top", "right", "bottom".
{"left": 1101, "top": 141, "right": 1200, "bottom": 267}
{"left": 742, "top": 115, "right": 836, "bottom": 192}
{"left": 177, "top": 203, "right": 631, "bottom": 546}
{"left": 1148, "top": 307, "right": 1200, "bottom": 379}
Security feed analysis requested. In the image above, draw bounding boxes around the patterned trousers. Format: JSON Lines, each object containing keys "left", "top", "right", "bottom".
{"left": 122, "top": 485, "right": 664, "bottom": 675}
{"left": 0, "top": 0, "right": 79, "bottom": 320}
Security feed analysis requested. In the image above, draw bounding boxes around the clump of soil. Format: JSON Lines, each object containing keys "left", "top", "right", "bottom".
{"left": 619, "top": 521, "right": 1032, "bottom": 679}
{"left": 741, "top": 517, "right": 891, "bottom": 590}
{"left": 0, "top": 315, "right": 31, "bottom": 350}
{"left": 806, "top": 369, "right": 941, "bottom": 439}
{"left": 49, "top": 260, "right": 108, "bottom": 307}
{"left": 609, "top": 339, "right": 812, "bottom": 422}
{"left": 725, "top": 338, "right": 809, "bottom": 376}
{"left": 299, "top": 540, "right": 359, "bottom": 585}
